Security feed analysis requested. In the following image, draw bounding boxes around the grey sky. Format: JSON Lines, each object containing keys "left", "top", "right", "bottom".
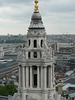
{"left": 0, "top": 0, "right": 75, "bottom": 35}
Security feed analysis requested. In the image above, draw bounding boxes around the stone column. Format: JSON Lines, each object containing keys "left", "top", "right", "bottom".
{"left": 31, "top": 52, "right": 33, "bottom": 58}
{"left": 44, "top": 67, "right": 47, "bottom": 88}
{"left": 41, "top": 66, "right": 43, "bottom": 88}
{"left": 22, "top": 91, "right": 26, "bottom": 100}
{"left": 37, "top": 52, "right": 40, "bottom": 58}
{"left": 37, "top": 66, "right": 39, "bottom": 88}
{"left": 22, "top": 66, "right": 25, "bottom": 89}
{"left": 30, "top": 66, "right": 32, "bottom": 88}
{"left": 26, "top": 66, "right": 29, "bottom": 88}
{"left": 26, "top": 52, "right": 28, "bottom": 59}
{"left": 31, "top": 39, "right": 33, "bottom": 47}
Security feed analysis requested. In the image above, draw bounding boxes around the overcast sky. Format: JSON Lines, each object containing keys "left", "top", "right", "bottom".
{"left": 0, "top": 0, "right": 75, "bottom": 35}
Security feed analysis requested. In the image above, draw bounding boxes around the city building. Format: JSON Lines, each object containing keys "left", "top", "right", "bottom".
{"left": 0, "top": 47, "right": 4, "bottom": 59}
{"left": 17, "top": 0, "right": 55, "bottom": 100}
{"left": 0, "top": 60, "right": 18, "bottom": 78}
{"left": 0, "top": 96, "right": 8, "bottom": 100}
{"left": 53, "top": 43, "right": 75, "bottom": 56}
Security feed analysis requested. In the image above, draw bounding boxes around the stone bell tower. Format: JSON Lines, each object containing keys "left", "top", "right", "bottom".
{"left": 18, "top": 0, "right": 55, "bottom": 100}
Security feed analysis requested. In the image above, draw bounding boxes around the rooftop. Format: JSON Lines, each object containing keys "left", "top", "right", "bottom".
{"left": 63, "top": 84, "right": 75, "bottom": 90}
{"left": 0, "top": 96, "right": 8, "bottom": 100}
{"left": 64, "top": 77, "right": 75, "bottom": 84}
{"left": 69, "top": 93, "right": 75, "bottom": 97}
{"left": 0, "top": 60, "right": 18, "bottom": 77}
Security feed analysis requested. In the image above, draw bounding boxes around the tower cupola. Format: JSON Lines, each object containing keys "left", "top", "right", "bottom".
{"left": 29, "top": 0, "right": 45, "bottom": 29}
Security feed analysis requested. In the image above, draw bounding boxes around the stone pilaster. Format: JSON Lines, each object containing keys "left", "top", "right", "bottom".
{"left": 22, "top": 66, "right": 25, "bottom": 89}
{"left": 41, "top": 66, "right": 43, "bottom": 88}
{"left": 44, "top": 67, "right": 47, "bottom": 88}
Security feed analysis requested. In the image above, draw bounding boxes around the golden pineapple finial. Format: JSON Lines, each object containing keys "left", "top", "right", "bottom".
{"left": 34, "top": 0, "right": 39, "bottom": 12}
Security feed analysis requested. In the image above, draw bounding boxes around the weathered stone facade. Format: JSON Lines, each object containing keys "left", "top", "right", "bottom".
{"left": 18, "top": 1, "right": 55, "bottom": 100}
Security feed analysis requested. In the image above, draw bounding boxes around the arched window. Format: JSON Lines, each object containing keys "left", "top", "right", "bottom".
{"left": 41, "top": 40, "right": 43, "bottom": 47}
{"left": 34, "top": 40, "right": 37, "bottom": 48}
{"left": 28, "top": 52, "right": 30, "bottom": 58}
{"left": 34, "top": 52, "right": 37, "bottom": 58}
{"left": 29, "top": 40, "right": 30, "bottom": 46}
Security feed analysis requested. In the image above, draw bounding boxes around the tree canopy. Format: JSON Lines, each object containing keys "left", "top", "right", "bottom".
{"left": 0, "top": 84, "right": 17, "bottom": 96}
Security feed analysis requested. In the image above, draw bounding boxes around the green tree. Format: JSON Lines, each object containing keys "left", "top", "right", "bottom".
{"left": 0, "top": 86, "right": 9, "bottom": 96}
{"left": 0, "top": 85, "right": 17, "bottom": 96}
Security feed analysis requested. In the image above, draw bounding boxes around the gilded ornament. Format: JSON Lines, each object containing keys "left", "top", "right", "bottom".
{"left": 34, "top": 0, "right": 39, "bottom": 12}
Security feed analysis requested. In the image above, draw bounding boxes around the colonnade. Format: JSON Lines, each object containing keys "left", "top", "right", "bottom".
{"left": 19, "top": 65, "right": 54, "bottom": 89}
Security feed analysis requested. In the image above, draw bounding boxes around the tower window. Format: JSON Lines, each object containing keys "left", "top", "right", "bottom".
{"left": 29, "top": 40, "right": 30, "bottom": 46}
{"left": 41, "top": 40, "right": 43, "bottom": 47}
{"left": 34, "top": 40, "right": 37, "bottom": 48}
{"left": 34, "top": 52, "right": 37, "bottom": 58}
{"left": 28, "top": 52, "right": 30, "bottom": 58}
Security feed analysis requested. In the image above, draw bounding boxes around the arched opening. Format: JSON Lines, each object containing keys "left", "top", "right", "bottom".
{"left": 41, "top": 40, "right": 43, "bottom": 47}
{"left": 34, "top": 40, "right": 37, "bottom": 48}
{"left": 29, "top": 40, "right": 30, "bottom": 46}
{"left": 28, "top": 52, "right": 30, "bottom": 58}
{"left": 34, "top": 52, "right": 37, "bottom": 58}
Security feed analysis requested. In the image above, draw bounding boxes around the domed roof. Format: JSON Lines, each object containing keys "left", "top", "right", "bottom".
{"left": 32, "top": 12, "right": 41, "bottom": 20}
{"left": 29, "top": 12, "right": 45, "bottom": 29}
